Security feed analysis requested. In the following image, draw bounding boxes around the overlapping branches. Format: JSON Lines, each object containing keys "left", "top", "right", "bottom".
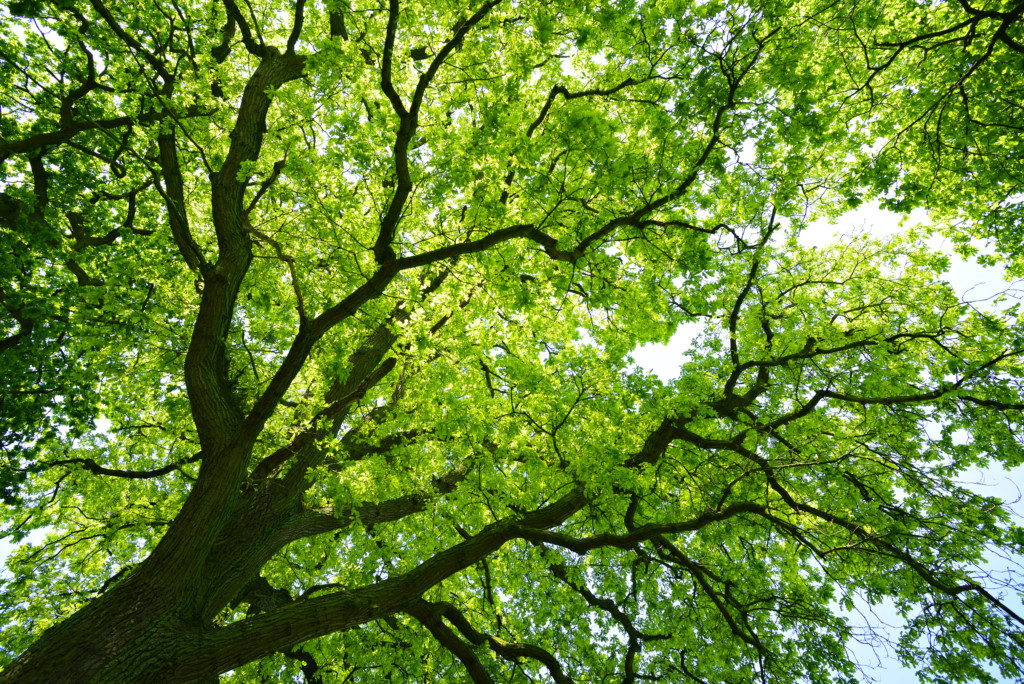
{"left": 2, "top": 1, "right": 1023, "bottom": 683}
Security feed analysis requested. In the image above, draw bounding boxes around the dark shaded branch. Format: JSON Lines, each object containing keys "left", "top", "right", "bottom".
{"left": 39, "top": 453, "right": 202, "bottom": 479}
{"left": 87, "top": 0, "right": 174, "bottom": 89}
{"left": 58, "top": 45, "right": 100, "bottom": 126}
{"left": 211, "top": 13, "right": 236, "bottom": 62}
{"left": 28, "top": 154, "right": 49, "bottom": 223}
{"left": 281, "top": 648, "right": 324, "bottom": 684}
{"left": 409, "top": 599, "right": 572, "bottom": 684}
{"left": 379, "top": 0, "right": 408, "bottom": 119}
{"left": 955, "top": 0, "right": 1023, "bottom": 21}
{"left": 285, "top": 461, "right": 478, "bottom": 557}
{"left": 0, "top": 318, "right": 34, "bottom": 353}
{"left": 329, "top": 8, "right": 349, "bottom": 39}
{"left": 556, "top": 563, "right": 661, "bottom": 636}
{"left": 373, "top": 0, "right": 504, "bottom": 264}
{"left": 725, "top": 433, "right": 1024, "bottom": 630}
{"left": 546, "top": 35, "right": 774, "bottom": 264}
{"left": 186, "top": 50, "right": 306, "bottom": 453}
{"left": 64, "top": 258, "right": 104, "bottom": 287}
{"left": 407, "top": 601, "right": 494, "bottom": 684}
{"left": 158, "top": 132, "right": 205, "bottom": 271}
{"left": 187, "top": 486, "right": 588, "bottom": 679}
{"left": 653, "top": 536, "right": 769, "bottom": 657}
{"left": 244, "top": 157, "right": 288, "bottom": 215}
{"left": 222, "top": 0, "right": 268, "bottom": 57}
{"left": 409, "top": 0, "right": 504, "bottom": 121}
{"left": 248, "top": 357, "right": 397, "bottom": 483}
{"left": 231, "top": 577, "right": 324, "bottom": 683}
{"left": 727, "top": 257, "right": 761, "bottom": 367}
{"left": 353, "top": 462, "right": 470, "bottom": 531}
{"left": 68, "top": 211, "right": 119, "bottom": 251}
{"left": 519, "top": 502, "right": 764, "bottom": 553}
{"left": 526, "top": 78, "right": 639, "bottom": 138}
{"left": 286, "top": 0, "right": 307, "bottom": 55}
{"left": 960, "top": 395, "right": 1024, "bottom": 410}
{"left": 0, "top": 107, "right": 204, "bottom": 160}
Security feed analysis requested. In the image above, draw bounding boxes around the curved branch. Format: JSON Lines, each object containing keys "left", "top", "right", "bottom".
{"left": 87, "top": 0, "right": 174, "bottom": 89}
{"left": 409, "top": 599, "right": 572, "bottom": 684}
{"left": 0, "top": 108, "right": 197, "bottom": 159}
{"left": 653, "top": 536, "right": 769, "bottom": 657}
{"left": 186, "top": 50, "right": 306, "bottom": 453}
{"left": 526, "top": 78, "right": 638, "bottom": 137}
{"left": 180, "top": 486, "right": 588, "bottom": 680}
{"left": 408, "top": 601, "right": 494, "bottom": 684}
{"left": 547, "top": 562, "right": 668, "bottom": 644}
{"left": 373, "top": 0, "right": 504, "bottom": 264}
{"left": 285, "top": 0, "right": 307, "bottom": 55}
{"left": 221, "top": 0, "right": 268, "bottom": 57}
{"left": 157, "top": 133, "right": 205, "bottom": 271}
{"left": 41, "top": 453, "right": 201, "bottom": 480}
{"left": 517, "top": 502, "right": 764, "bottom": 553}
{"left": 731, "top": 436, "right": 1024, "bottom": 629}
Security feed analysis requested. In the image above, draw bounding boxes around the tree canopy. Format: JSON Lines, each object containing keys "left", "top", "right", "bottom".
{"left": 1, "top": 0, "right": 1023, "bottom": 682}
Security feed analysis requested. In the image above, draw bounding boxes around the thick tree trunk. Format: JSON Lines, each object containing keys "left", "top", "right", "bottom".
{"left": 0, "top": 456, "right": 258, "bottom": 682}
{"left": 0, "top": 483, "right": 588, "bottom": 683}
{"left": 0, "top": 575, "right": 199, "bottom": 682}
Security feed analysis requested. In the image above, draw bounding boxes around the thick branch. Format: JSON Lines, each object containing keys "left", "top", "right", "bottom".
{"left": 158, "top": 133, "right": 205, "bottom": 271}
{"left": 518, "top": 502, "right": 764, "bottom": 553}
{"left": 286, "top": 0, "right": 307, "bottom": 55}
{"left": 221, "top": 0, "right": 268, "bottom": 57}
{"left": 1, "top": 110, "right": 176, "bottom": 158}
{"left": 411, "top": 599, "right": 572, "bottom": 683}
{"left": 177, "top": 486, "right": 588, "bottom": 681}
{"left": 42, "top": 453, "right": 201, "bottom": 479}
{"left": 186, "top": 51, "right": 306, "bottom": 453}
{"left": 408, "top": 601, "right": 494, "bottom": 684}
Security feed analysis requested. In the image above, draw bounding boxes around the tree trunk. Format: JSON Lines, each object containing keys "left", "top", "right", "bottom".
{"left": 0, "top": 457, "right": 264, "bottom": 682}
{"left": 0, "top": 575, "right": 203, "bottom": 682}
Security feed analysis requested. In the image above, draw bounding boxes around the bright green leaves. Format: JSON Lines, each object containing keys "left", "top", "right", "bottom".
{"left": 785, "top": 0, "right": 1024, "bottom": 272}
{"left": 1, "top": 0, "right": 1023, "bottom": 681}
{"left": 649, "top": 229, "right": 1024, "bottom": 682}
{"left": 532, "top": 10, "right": 556, "bottom": 45}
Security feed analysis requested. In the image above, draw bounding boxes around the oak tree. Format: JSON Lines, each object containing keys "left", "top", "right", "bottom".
{"left": 1, "top": 0, "right": 1023, "bottom": 682}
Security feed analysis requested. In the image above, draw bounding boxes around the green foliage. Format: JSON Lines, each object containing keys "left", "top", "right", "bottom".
{"left": 0, "top": 0, "right": 1022, "bottom": 682}
{"left": 779, "top": 0, "right": 1024, "bottom": 271}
